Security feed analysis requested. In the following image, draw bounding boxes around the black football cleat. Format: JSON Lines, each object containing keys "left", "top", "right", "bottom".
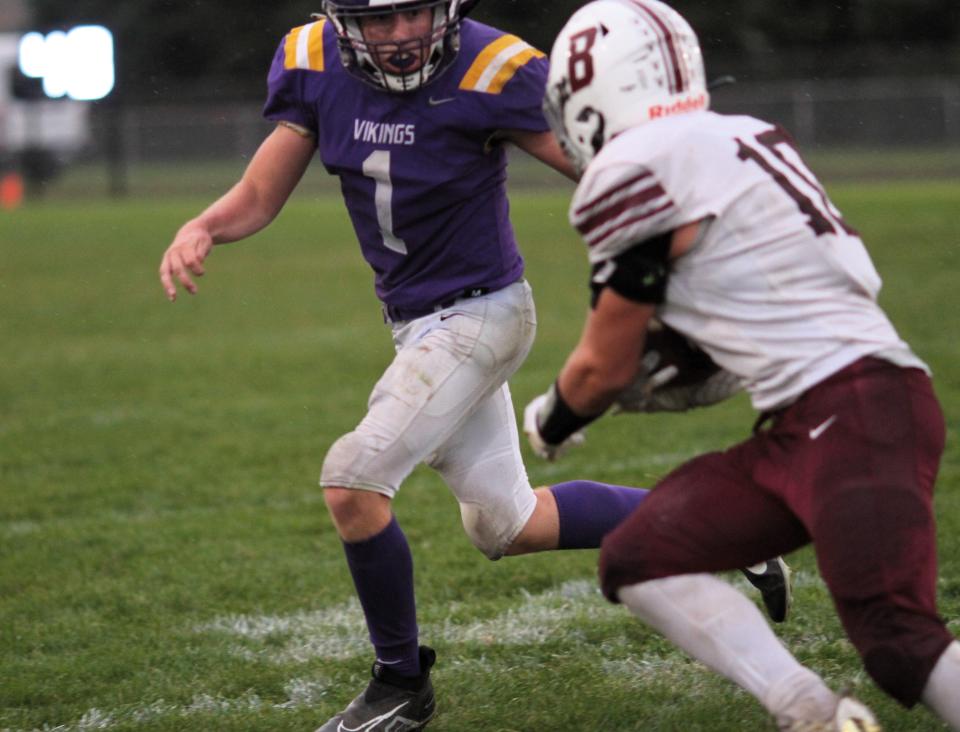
{"left": 315, "top": 646, "right": 436, "bottom": 732}
{"left": 741, "top": 557, "right": 793, "bottom": 623}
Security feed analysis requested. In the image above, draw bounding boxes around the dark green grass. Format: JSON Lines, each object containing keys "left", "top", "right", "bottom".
{"left": 1, "top": 178, "right": 958, "bottom": 731}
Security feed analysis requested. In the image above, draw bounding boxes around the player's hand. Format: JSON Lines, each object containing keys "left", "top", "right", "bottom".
{"left": 159, "top": 224, "right": 214, "bottom": 301}
{"left": 523, "top": 392, "right": 586, "bottom": 461}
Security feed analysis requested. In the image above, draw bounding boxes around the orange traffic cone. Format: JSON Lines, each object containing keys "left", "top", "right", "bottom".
{"left": 1, "top": 172, "right": 25, "bottom": 210}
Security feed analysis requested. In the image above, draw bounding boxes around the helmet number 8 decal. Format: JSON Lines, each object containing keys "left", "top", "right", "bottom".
{"left": 362, "top": 150, "right": 408, "bottom": 255}
{"left": 568, "top": 28, "right": 598, "bottom": 93}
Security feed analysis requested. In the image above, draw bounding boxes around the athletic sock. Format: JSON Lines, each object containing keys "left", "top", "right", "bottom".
{"left": 922, "top": 640, "right": 960, "bottom": 728}
{"left": 617, "top": 574, "right": 836, "bottom": 726}
{"left": 342, "top": 516, "right": 420, "bottom": 677}
{"left": 550, "top": 480, "right": 649, "bottom": 549}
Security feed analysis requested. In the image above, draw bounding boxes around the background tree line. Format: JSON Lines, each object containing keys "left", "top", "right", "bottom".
{"left": 30, "top": 0, "right": 960, "bottom": 103}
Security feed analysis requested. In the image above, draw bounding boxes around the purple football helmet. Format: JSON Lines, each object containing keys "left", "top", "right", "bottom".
{"left": 321, "top": 0, "right": 469, "bottom": 92}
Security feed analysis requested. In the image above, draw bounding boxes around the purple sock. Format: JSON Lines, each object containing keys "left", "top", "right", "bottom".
{"left": 550, "top": 480, "right": 649, "bottom": 549}
{"left": 343, "top": 516, "right": 420, "bottom": 677}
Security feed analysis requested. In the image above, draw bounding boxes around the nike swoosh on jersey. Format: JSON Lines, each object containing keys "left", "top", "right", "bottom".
{"left": 809, "top": 414, "right": 837, "bottom": 440}
{"left": 337, "top": 702, "right": 410, "bottom": 732}
{"left": 428, "top": 96, "right": 456, "bottom": 106}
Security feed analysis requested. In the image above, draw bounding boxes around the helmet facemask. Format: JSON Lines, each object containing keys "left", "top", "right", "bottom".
{"left": 323, "top": 0, "right": 462, "bottom": 93}
{"left": 543, "top": 78, "right": 606, "bottom": 177}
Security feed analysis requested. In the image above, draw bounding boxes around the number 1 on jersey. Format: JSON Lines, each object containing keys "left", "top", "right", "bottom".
{"left": 362, "top": 150, "right": 408, "bottom": 255}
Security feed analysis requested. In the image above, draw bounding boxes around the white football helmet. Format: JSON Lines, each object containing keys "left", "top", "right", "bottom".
{"left": 322, "top": 0, "right": 465, "bottom": 92}
{"left": 544, "top": 0, "right": 709, "bottom": 175}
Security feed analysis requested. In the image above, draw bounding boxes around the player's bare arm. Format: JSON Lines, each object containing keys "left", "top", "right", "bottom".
{"left": 524, "top": 219, "right": 704, "bottom": 459}
{"left": 553, "top": 219, "right": 703, "bottom": 415}
{"left": 522, "top": 288, "right": 655, "bottom": 461}
{"left": 558, "top": 290, "right": 655, "bottom": 416}
{"left": 500, "top": 129, "right": 578, "bottom": 181}
{"left": 158, "top": 124, "right": 315, "bottom": 301}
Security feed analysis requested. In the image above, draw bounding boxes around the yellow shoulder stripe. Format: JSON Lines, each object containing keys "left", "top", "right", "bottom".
{"left": 283, "top": 19, "right": 326, "bottom": 72}
{"left": 459, "top": 35, "right": 545, "bottom": 94}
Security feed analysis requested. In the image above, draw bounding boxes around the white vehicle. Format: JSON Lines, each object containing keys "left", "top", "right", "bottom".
{"left": 0, "top": 32, "right": 95, "bottom": 178}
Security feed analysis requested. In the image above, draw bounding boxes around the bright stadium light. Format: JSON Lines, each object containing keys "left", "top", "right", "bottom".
{"left": 66, "top": 26, "right": 115, "bottom": 100}
{"left": 41, "top": 31, "right": 69, "bottom": 98}
{"left": 16, "top": 25, "right": 115, "bottom": 101}
{"left": 17, "top": 32, "right": 47, "bottom": 78}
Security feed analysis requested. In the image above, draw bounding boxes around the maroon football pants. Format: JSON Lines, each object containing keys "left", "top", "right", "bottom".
{"left": 599, "top": 357, "right": 953, "bottom": 706}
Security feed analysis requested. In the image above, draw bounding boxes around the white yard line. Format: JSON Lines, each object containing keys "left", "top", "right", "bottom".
{"left": 6, "top": 573, "right": 832, "bottom": 731}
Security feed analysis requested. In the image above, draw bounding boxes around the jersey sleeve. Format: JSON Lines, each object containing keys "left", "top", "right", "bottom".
{"left": 571, "top": 160, "right": 680, "bottom": 266}
{"left": 457, "top": 34, "right": 550, "bottom": 132}
{"left": 262, "top": 23, "right": 325, "bottom": 135}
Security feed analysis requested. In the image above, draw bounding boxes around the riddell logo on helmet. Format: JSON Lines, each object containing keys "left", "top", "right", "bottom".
{"left": 648, "top": 94, "right": 708, "bottom": 119}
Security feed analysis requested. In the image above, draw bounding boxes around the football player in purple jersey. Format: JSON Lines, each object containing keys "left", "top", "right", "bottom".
{"left": 526, "top": 1, "right": 960, "bottom": 730}
{"left": 157, "top": 1, "right": 790, "bottom": 730}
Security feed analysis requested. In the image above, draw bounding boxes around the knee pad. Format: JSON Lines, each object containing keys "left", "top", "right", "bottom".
{"left": 459, "top": 501, "right": 522, "bottom": 561}
{"left": 320, "top": 430, "right": 399, "bottom": 496}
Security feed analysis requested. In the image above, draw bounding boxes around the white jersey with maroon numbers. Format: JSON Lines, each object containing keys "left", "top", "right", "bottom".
{"left": 570, "top": 110, "right": 926, "bottom": 411}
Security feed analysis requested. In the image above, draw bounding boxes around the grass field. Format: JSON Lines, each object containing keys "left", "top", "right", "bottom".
{"left": 1, "top": 173, "right": 958, "bottom": 731}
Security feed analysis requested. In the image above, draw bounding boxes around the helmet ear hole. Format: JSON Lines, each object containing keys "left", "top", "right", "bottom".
{"left": 576, "top": 106, "right": 606, "bottom": 157}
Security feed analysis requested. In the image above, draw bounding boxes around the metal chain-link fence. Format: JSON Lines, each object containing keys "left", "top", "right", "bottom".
{"left": 14, "top": 75, "right": 960, "bottom": 199}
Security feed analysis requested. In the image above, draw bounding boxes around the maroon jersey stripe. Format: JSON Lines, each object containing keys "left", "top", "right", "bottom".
{"left": 576, "top": 183, "right": 668, "bottom": 237}
{"left": 585, "top": 199, "right": 675, "bottom": 248}
{"left": 630, "top": 0, "right": 685, "bottom": 94}
{"left": 573, "top": 170, "right": 653, "bottom": 217}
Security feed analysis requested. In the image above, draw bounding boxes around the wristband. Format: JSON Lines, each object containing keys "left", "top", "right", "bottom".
{"left": 538, "top": 382, "right": 600, "bottom": 445}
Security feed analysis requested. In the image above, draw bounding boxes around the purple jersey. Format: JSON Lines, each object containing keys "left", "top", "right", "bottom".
{"left": 263, "top": 18, "right": 550, "bottom": 312}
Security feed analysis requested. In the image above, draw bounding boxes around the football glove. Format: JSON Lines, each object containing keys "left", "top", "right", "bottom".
{"left": 523, "top": 392, "right": 586, "bottom": 462}
{"left": 614, "top": 363, "right": 742, "bottom": 413}
{"left": 613, "top": 320, "right": 742, "bottom": 413}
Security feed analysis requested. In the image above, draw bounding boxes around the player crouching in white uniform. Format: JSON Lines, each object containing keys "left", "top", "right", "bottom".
{"left": 524, "top": 1, "right": 960, "bottom": 730}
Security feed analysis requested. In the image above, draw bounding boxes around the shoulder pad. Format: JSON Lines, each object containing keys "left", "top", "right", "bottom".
{"left": 283, "top": 19, "right": 328, "bottom": 72}
{"left": 458, "top": 33, "right": 544, "bottom": 94}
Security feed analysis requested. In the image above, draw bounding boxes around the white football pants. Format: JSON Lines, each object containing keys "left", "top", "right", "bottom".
{"left": 320, "top": 280, "right": 538, "bottom": 559}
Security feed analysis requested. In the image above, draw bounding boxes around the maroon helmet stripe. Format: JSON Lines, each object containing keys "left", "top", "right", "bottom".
{"left": 576, "top": 183, "right": 668, "bottom": 238}
{"left": 586, "top": 201, "right": 675, "bottom": 248}
{"left": 630, "top": 0, "right": 685, "bottom": 94}
{"left": 574, "top": 171, "right": 653, "bottom": 217}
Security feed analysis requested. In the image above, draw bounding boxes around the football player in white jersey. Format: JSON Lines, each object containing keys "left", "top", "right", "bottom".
{"left": 524, "top": 1, "right": 960, "bottom": 730}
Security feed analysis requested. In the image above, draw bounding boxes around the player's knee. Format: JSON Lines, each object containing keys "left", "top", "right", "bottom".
{"left": 323, "top": 486, "right": 362, "bottom": 521}
{"left": 862, "top": 644, "right": 932, "bottom": 707}
{"left": 598, "top": 532, "right": 655, "bottom": 603}
{"left": 459, "top": 502, "right": 513, "bottom": 560}
{"left": 841, "top": 601, "right": 953, "bottom": 707}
